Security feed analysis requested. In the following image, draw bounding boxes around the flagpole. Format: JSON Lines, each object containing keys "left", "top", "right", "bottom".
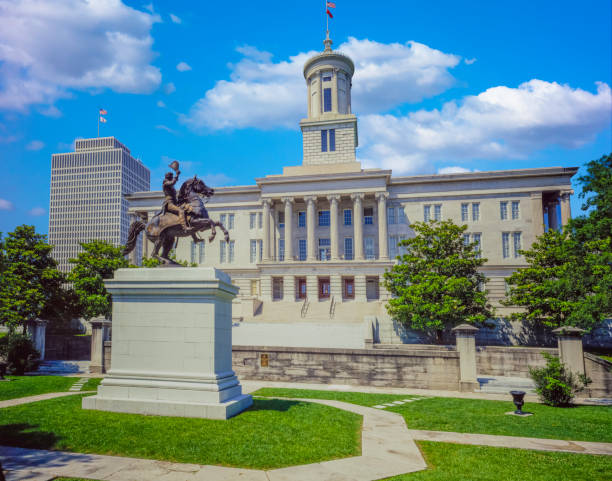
{"left": 325, "top": 0, "right": 328, "bottom": 35}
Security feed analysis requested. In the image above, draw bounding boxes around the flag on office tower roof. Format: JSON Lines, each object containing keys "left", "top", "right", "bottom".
{"left": 327, "top": 2, "right": 336, "bottom": 8}
{"left": 326, "top": 8, "right": 333, "bottom": 18}
{"left": 99, "top": 116, "right": 107, "bottom": 123}
{"left": 99, "top": 108, "right": 107, "bottom": 115}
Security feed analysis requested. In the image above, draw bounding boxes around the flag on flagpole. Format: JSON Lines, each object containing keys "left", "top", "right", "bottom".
{"left": 99, "top": 108, "right": 107, "bottom": 115}
{"left": 326, "top": 8, "right": 333, "bottom": 18}
{"left": 327, "top": 1, "right": 335, "bottom": 8}
{"left": 99, "top": 116, "right": 107, "bottom": 123}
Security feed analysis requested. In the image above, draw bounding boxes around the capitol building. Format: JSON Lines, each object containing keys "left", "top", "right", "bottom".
{"left": 125, "top": 35, "right": 576, "bottom": 348}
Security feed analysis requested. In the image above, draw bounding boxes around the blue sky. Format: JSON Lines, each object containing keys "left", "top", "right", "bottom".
{"left": 0, "top": 0, "right": 610, "bottom": 235}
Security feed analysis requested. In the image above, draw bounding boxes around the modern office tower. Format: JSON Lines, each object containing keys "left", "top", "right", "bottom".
{"left": 48, "top": 137, "right": 150, "bottom": 272}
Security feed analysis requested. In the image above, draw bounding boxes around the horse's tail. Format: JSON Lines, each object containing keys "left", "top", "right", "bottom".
{"left": 123, "top": 220, "right": 146, "bottom": 256}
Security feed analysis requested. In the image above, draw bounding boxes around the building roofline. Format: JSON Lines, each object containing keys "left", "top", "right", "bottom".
{"left": 255, "top": 169, "right": 392, "bottom": 185}
{"left": 390, "top": 166, "right": 579, "bottom": 185}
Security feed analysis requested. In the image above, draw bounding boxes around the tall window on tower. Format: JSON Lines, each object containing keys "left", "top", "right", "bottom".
{"left": 329, "top": 129, "right": 335, "bottom": 151}
{"left": 321, "top": 130, "right": 327, "bottom": 152}
{"left": 323, "top": 88, "right": 332, "bottom": 112}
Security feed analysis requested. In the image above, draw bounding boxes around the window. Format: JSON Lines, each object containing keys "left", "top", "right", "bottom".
{"left": 473, "top": 233, "right": 481, "bottom": 259}
{"left": 319, "top": 238, "right": 331, "bottom": 261}
{"left": 502, "top": 232, "right": 510, "bottom": 258}
{"left": 220, "top": 214, "right": 227, "bottom": 226}
{"left": 220, "top": 240, "right": 227, "bottom": 263}
{"left": 343, "top": 209, "right": 352, "bottom": 226}
{"left": 190, "top": 241, "right": 196, "bottom": 264}
{"left": 512, "top": 201, "right": 520, "bottom": 220}
{"left": 250, "top": 240, "right": 257, "bottom": 263}
{"left": 387, "top": 207, "right": 396, "bottom": 225}
{"left": 298, "top": 211, "right": 306, "bottom": 228}
{"left": 463, "top": 234, "right": 471, "bottom": 246}
{"left": 461, "top": 203, "right": 469, "bottom": 222}
{"left": 258, "top": 212, "right": 263, "bottom": 228}
{"left": 322, "top": 74, "right": 331, "bottom": 82}
{"left": 340, "top": 237, "right": 352, "bottom": 261}
{"left": 323, "top": 88, "right": 332, "bottom": 112}
{"left": 434, "top": 204, "right": 442, "bottom": 221}
{"left": 228, "top": 240, "right": 235, "bottom": 263}
{"left": 364, "top": 207, "right": 373, "bottom": 225}
{"left": 365, "top": 237, "right": 375, "bottom": 259}
{"left": 298, "top": 239, "right": 307, "bottom": 261}
{"left": 424, "top": 205, "right": 431, "bottom": 222}
{"left": 513, "top": 232, "right": 522, "bottom": 258}
{"left": 344, "top": 278, "right": 355, "bottom": 299}
{"left": 258, "top": 239, "right": 263, "bottom": 262}
{"left": 398, "top": 207, "right": 406, "bottom": 224}
{"left": 228, "top": 214, "right": 235, "bottom": 229}
{"left": 272, "top": 277, "right": 283, "bottom": 301}
{"left": 278, "top": 211, "right": 285, "bottom": 229}
{"left": 329, "top": 129, "right": 335, "bottom": 151}
{"left": 278, "top": 239, "right": 285, "bottom": 261}
{"left": 389, "top": 235, "right": 404, "bottom": 258}
{"left": 321, "top": 129, "right": 328, "bottom": 152}
{"left": 249, "top": 213, "right": 256, "bottom": 229}
{"left": 500, "top": 202, "right": 508, "bottom": 220}
{"left": 318, "top": 210, "right": 330, "bottom": 226}
{"left": 472, "top": 203, "right": 480, "bottom": 221}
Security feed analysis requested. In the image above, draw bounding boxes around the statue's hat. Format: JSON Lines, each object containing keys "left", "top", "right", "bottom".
{"left": 168, "top": 160, "right": 179, "bottom": 172}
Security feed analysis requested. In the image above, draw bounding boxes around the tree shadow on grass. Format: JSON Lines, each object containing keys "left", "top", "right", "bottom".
{"left": 247, "top": 398, "right": 302, "bottom": 413}
{"left": 0, "top": 424, "right": 59, "bottom": 450}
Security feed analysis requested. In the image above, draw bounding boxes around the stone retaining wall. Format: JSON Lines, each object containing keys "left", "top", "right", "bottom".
{"left": 232, "top": 345, "right": 460, "bottom": 390}
{"left": 584, "top": 353, "right": 612, "bottom": 398}
{"left": 477, "top": 346, "right": 558, "bottom": 377}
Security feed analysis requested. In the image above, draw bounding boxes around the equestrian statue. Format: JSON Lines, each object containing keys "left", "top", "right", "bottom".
{"left": 123, "top": 161, "right": 229, "bottom": 265}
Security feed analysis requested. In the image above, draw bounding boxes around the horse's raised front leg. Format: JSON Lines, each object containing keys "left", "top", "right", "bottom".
{"left": 208, "top": 221, "right": 217, "bottom": 243}
{"left": 214, "top": 221, "right": 230, "bottom": 242}
{"left": 191, "top": 233, "right": 205, "bottom": 244}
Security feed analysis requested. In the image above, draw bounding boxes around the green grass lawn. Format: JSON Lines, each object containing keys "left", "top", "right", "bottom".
{"left": 253, "top": 388, "right": 612, "bottom": 443}
{"left": 253, "top": 387, "right": 420, "bottom": 406}
{"left": 0, "top": 394, "right": 362, "bottom": 469}
{"left": 0, "top": 376, "right": 77, "bottom": 401}
{"left": 80, "top": 378, "right": 102, "bottom": 391}
{"left": 385, "top": 441, "right": 612, "bottom": 481}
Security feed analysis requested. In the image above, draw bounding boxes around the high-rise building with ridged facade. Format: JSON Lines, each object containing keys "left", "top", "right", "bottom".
{"left": 48, "top": 137, "right": 150, "bottom": 271}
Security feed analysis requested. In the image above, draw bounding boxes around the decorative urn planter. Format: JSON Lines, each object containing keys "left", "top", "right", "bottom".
{"left": 510, "top": 390, "right": 526, "bottom": 414}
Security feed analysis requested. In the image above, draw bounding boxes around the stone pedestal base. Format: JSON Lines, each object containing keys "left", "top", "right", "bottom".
{"left": 82, "top": 267, "right": 252, "bottom": 420}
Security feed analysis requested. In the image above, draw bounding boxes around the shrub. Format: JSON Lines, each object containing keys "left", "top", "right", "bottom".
{"left": 529, "top": 353, "right": 591, "bottom": 406}
{"left": 0, "top": 333, "right": 40, "bottom": 375}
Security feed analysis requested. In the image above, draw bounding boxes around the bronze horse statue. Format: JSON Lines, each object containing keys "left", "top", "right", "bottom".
{"left": 123, "top": 176, "right": 229, "bottom": 265}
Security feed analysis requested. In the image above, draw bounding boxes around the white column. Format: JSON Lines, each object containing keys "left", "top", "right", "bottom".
{"left": 305, "top": 196, "right": 317, "bottom": 261}
{"left": 530, "top": 192, "right": 544, "bottom": 238}
{"left": 262, "top": 199, "right": 271, "bottom": 261}
{"left": 332, "top": 68, "right": 339, "bottom": 113}
{"left": 329, "top": 194, "right": 340, "bottom": 260}
{"left": 128, "top": 214, "right": 138, "bottom": 265}
{"left": 560, "top": 191, "right": 572, "bottom": 227}
{"left": 283, "top": 275, "right": 295, "bottom": 301}
{"left": 351, "top": 193, "right": 364, "bottom": 260}
{"left": 376, "top": 192, "right": 389, "bottom": 260}
{"left": 283, "top": 197, "right": 294, "bottom": 261}
{"left": 547, "top": 199, "right": 559, "bottom": 232}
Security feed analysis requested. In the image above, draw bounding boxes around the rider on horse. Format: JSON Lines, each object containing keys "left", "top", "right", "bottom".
{"left": 162, "top": 167, "right": 192, "bottom": 231}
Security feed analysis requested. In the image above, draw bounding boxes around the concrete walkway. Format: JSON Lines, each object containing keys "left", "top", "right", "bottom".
{"left": 0, "top": 390, "right": 94, "bottom": 409}
{"left": 0, "top": 398, "right": 427, "bottom": 481}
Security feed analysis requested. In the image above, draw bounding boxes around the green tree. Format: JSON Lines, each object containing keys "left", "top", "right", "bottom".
{"left": 502, "top": 230, "right": 610, "bottom": 331}
{"left": 68, "top": 240, "right": 130, "bottom": 320}
{"left": 0, "top": 225, "right": 67, "bottom": 333}
{"left": 383, "top": 220, "right": 493, "bottom": 342}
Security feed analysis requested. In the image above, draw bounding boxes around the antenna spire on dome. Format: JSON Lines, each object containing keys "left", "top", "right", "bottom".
{"left": 324, "top": 30, "right": 333, "bottom": 52}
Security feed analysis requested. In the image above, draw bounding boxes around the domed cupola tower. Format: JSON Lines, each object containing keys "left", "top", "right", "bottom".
{"left": 300, "top": 32, "right": 358, "bottom": 166}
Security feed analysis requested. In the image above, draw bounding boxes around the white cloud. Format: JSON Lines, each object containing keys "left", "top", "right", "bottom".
{"left": 169, "top": 13, "right": 181, "bottom": 24}
{"left": 156, "top": 100, "right": 166, "bottom": 107}
{"left": 437, "top": 166, "right": 473, "bottom": 174}
{"left": 164, "top": 82, "right": 176, "bottom": 94}
{"left": 464, "top": 58, "right": 477, "bottom": 65}
{"left": 202, "top": 173, "right": 236, "bottom": 186}
{"left": 176, "top": 62, "right": 192, "bottom": 72}
{"left": 183, "top": 38, "right": 461, "bottom": 130}
{"left": 26, "top": 140, "right": 44, "bottom": 150}
{"left": 0, "top": 0, "right": 161, "bottom": 112}
{"left": 358, "top": 80, "right": 612, "bottom": 174}
{"left": 143, "top": 3, "right": 154, "bottom": 13}
{"left": 28, "top": 207, "right": 46, "bottom": 216}
{"left": 39, "top": 105, "right": 62, "bottom": 117}
{"left": 155, "top": 124, "right": 176, "bottom": 134}
{"left": 0, "top": 198, "right": 14, "bottom": 210}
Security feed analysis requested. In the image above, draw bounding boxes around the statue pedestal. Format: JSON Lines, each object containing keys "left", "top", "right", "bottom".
{"left": 82, "top": 267, "right": 252, "bottom": 419}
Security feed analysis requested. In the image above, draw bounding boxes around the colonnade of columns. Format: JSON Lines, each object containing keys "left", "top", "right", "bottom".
{"left": 261, "top": 192, "right": 390, "bottom": 263}
{"left": 543, "top": 190, "right": 572, "bottom": 232}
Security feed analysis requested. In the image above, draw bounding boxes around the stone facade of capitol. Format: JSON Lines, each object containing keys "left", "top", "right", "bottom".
{"left": 125, "top": 35, "right": 576, "bottom": 348}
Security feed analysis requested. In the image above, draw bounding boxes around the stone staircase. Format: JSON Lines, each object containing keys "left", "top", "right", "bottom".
{"left": 477, "top": 376, "right": 536, "bottom": 394}
{"left": 36, "top": 360, "right": 90, "bottom": 375}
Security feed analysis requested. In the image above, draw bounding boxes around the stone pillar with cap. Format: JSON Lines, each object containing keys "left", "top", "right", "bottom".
{"left": 553, "top": 326, "right": 586, "bottom": 377}
{"left": 452, "top": 323, "right": 480, "bottom": 392}
{"left": 376, "top": 192, "right": 389, "bottom": 260}
{"left": 89, "top": 317, "right": 112, "bottom": 374}
{"left": 530, "top": 192, "right": 544, "bottom": 238}
{"left": 560, "top": 191, "right": 572, "bottom": 227}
